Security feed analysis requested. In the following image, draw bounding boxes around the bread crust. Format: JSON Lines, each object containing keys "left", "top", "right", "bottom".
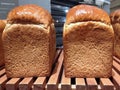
{"left": 63, "top": 21, "right": 114, "bottom": 78}
{"left": 0, "top": 20, "right": 6, "bottom": 32}
{"left": 2, "top": 4, "right": 56, "bottom": 77}
{"left": 66, "top": 5, "right": 110, "bottom": 25}
{"left": 2, "top": 24, "right": 56, "bottom": 78}
{"left": 0, "top": 20, "right": 6, "bottom": 66}
{"left": 7, "top": 4, "right": 53, "bottom": 27}
{"left": 110, "top": 9, "right": 120, "bottom": 23}
{"left": 110, "top": 9, "right": 120, "bottom": 58}
{"left": 63, "top": 5, "right": 114, "bottom": 78}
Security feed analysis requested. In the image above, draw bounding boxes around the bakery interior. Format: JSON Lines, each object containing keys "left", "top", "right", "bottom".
{"left": 0, "top": 0, "right": 120, "bottom": 90}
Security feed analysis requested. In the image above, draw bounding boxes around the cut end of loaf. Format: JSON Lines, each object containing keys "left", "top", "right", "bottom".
{"left": 63, "top": 21, "right": 114, "bottom": 78}
{"left": 3, "top": 24, "right": 55, "bottom": 78}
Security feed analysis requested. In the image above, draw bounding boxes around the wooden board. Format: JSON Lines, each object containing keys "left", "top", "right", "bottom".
{"left": 112, "top": 69, "right": 120, "bottom": 90}
{"left": 113, "top": 60, "right": 120, "bottom": 74}
{"left": 86, "top": 78, "right": 97, "bottom": 90}
{"left": 61, "top": 70, "right": 71, "bottom": 90}
{"left": 0, "top": 75, "right": 7, "bottom": 90}
{"left": 100, "top": 78, "right": 114, "bottom": 90}
{"left": 33, "top": 77, "right": 46, "bottom": 90}
{"left": 6, "top": 78, "right": 21, "bottom": 90}
{"left": 0, "top": 69, "right": 5, "bottom": 77}
{"left": 113, "top": 56, "right": 120, "bottom": 64}
{"left": 47, "top": 51, "right": 63, "bottom": 90}
{"left": 76, "top": 78, "right": 86, "bottom": 90}
{"left": 19, "top": 77, "right": 33, "bottom": 90}
{"left": 33, "top": 49, "right": 62, "bottom": 90}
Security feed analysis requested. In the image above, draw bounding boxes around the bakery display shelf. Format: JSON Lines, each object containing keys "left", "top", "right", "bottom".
{"left": 0, "top": 49, "right": 120, "bottom": 90}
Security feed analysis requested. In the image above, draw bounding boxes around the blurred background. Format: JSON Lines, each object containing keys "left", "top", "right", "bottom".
{"left": 0, "top": 0, "right": 119, "bottom": 47}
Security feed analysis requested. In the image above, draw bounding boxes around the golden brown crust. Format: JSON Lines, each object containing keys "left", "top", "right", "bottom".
{"left": 7, "top": 4, "right": 53, "bottom": 27}
{"left": 110, "top": 9, "right": 120, "bottom": 24}
{"left": 112, "top": 23, "right": 120, "bottom": 58}
{"left": 66, "top": 5, "right": 110, "bottom": 25}
{"left": 110, "top": 9, "right": 120, "bottom": 58}
{"left": 0, "top": 20, "right": 6, "bottom": 66}
{"left": 0, "top": 20, "right": 6, "bottom": 32}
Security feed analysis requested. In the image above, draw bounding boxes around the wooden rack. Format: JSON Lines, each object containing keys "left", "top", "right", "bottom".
{"left": 0, "top": 49, "right": 120, "bottom": 90}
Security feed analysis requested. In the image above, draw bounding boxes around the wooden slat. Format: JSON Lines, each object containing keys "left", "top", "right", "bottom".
{"left": 112, "top": 69, "right": 120, "bottom": 90}
{"left": 0, "top": 69, "right": 5, "bottom": 77}
{"left": 47, "top": 51, "right": 63, "bottom": 90}
{"left": 33, "top": 49, "right": 62, "bottom": 90}
{"left": 0, "top": 75, "right": 8, "bottom": 90}
{"left": 33, "top": 77, "right": 46, "bottom": 90}
{"left": 98, "top": 85, "right": 102, "bottom": 90}
{"left": 86, "top": 78, "right": 97, "bottom": 90}
{"left": 19, "top": 77, "right": 33, "bottom": 90}
{"left": 6, "top": 78, "right": 21, "bottom": 90}
{"left": 71, "top": 85, "right": 76, "bottom": 90}
{"left": 61, "top": 70, "right": 71, "bottom": 90}
{"left": 100, "top": 78, "right": 114, "bottom": 90}
{"left": 55, "top": 49, "right": 61, "bottom": 58}
{"left": 76, "top": 78, "right": 86, "bottom": 90}
{"left": 53, "top": 49, "right": 62, "bottom": 64}
{"left": 113, "top": 56, "right": 120, "bottom": 64}
{"left": 113, "top": 60, "right": 120, "bottom": 74}
{"left": 58, "top": 84, "right": 61, "bottom": 90}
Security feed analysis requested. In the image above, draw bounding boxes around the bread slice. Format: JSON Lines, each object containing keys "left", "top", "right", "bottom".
{"left": 110, "top": 9, "right": 120, "bottom": 58}
{"left": 2, "top": 4, "right": 56, "bottom": 78}
{"left": 0, "top": 20, "right": 6, "bottom": 66}
{"left": 63, "top": 5, "right": 114, "bottom": 78}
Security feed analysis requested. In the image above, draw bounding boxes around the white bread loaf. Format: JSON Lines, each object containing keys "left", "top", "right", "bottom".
{"left": 2, "top": 4, "right": 56, "bottom": 78}
{"left": 0, "top": 20, "right": 6, "bottom": 66}
{"left": 110, "top": 9, "right": 120, "bottom": 59}
{"left": 63, "top": 5, "right": 114, "bottom": 78}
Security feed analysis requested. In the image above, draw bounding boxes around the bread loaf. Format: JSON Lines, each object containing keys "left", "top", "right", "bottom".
{"left": 0, "top": 20, "right": 6, "bottom": 66}
{"left": 63, "top": 5, "right": 114, "bottom": 78}
{"left": 2, "top": 4, "right": 56, "bottom": 78}
{"left": 110, "top": 9, "right": 120, "bottom": 58}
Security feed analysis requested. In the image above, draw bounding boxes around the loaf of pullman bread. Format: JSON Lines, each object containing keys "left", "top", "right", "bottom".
{"left": 110, "top": 9, "right": 120, "bottom": 59}
{"left": 63, "top": 5, "right": 114, "bottom": 78}
{"left": 0, "top": 20, "right": 6, "bottom": 66}
{"left": 2, "top": 4, "right": 56, "bottom": 78}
